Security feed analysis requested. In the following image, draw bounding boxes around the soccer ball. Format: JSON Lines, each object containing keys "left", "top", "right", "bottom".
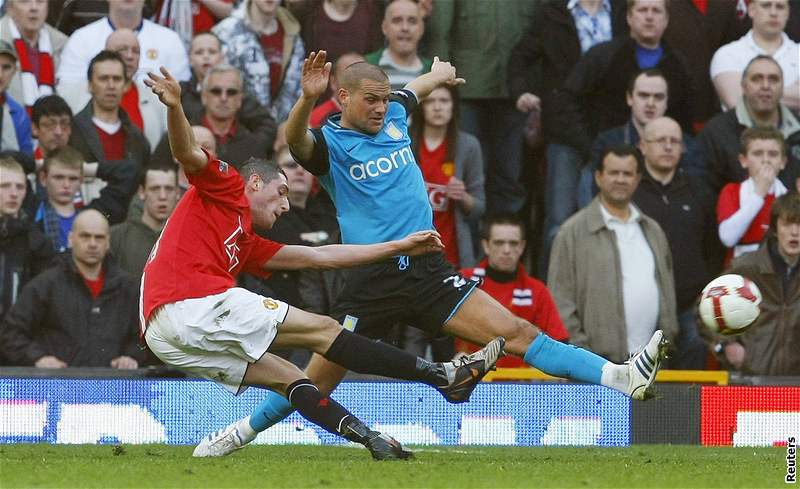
{"left": 698, "top": 274, "right": 762, "bottom": 335}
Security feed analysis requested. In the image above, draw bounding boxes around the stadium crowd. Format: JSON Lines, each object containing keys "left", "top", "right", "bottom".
{"left": 0, "top": 0, "right": 798, "bottom": 376}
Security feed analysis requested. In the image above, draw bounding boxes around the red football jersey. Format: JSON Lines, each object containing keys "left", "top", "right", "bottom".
{"left": 717, "top": 181, "right": 776, "bottom": 265}
{"left": 140, "top": 153, "right": 283, "bottom": 330}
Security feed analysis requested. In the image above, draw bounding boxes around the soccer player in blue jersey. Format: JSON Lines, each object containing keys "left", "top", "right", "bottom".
{"left": 195, "top": 51, "right": 669, "bottom": 457}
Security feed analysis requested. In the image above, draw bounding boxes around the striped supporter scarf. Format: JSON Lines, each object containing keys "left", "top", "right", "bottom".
{"left": 9, "top": 21, "right": 54, "bottom": 115}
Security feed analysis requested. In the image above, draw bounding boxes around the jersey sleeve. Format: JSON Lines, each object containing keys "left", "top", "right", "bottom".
{"left": 389, "top": 89, "right": 418, "bottom": 115}
{"left": 242, "top": 236, "right": 285, "bottom": 278}
{"left": 186, "top": 148, "right": 243, "bottom": 204}
{"left": 291, "top": 128, "right": 331, "bottom": 176}
{"left": 716, "top": 184, "right": 740, "bottom": 224}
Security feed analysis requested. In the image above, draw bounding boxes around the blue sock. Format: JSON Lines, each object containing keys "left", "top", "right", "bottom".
{"left": 523, "top": 333, "right": 607, "bottom": 384}
{"left": 249, "top": 391, "right": 294, "bottom": 432}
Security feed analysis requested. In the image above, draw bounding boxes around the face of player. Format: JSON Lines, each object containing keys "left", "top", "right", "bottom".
{"left": 341, "top": 79, "right": 391, "bottom": 135}
{"left": 595, "top": 154, "right": 641, "bottom": 208}
{"left": 32, "top": 114, "right": 72, "bottom": 153}
{"left": 89, "top": 60, "right": 127, "bottom": 112}
{"left": 190, "top": 34, "right": 224, "bottom": 81}
{"left": 382, "top": 0, "right": 424, "bottom": 57}
{"left": 423, "top": 87, "right": 453, "bottom": 128}
{"left": 627, "top": 0, "right": 668, "bottom": 47}
{"left": 278, "top": 150, "right": 313, "bottom": 200}
{"left": 0, "top": 54, "right": 17, "bottom": 94}
{"left": 739, "top": 138, "right": 786, "bottom": 178}
{"left": 776, "top": 216, "right": 800, "bottom": 260}
{"left": 8, "top": 0, "right": 48, "bottom": 35}
{"left": 41, "top": 163, "right": 82, "bottom": 207}
{"left": 202, "top": 71, "right": 243, "bottom": 121}
{"left": 483, "top": 223, "right": 525, "bottom": 274}
{"left": 247, "top": 173, "right": 290, "bottom": 230}
{"left": 139, "top": 169, "right": 179, "bottom": 223}
{"left": 69, "top": 211, "right": 110, "bottom": 268}
{"left": 749, "top": 0, "right": 789, "bottom": 37}
{"left": 627, "top": 74, "right": 668, "bottom": 129}
{"left": 742, "top": 58, "right": 783, "bottom": 115}
{"left": 641, "top": 118, "right": 682, "bottom": 174}
{"left": 0, "top": 168, "right": 26, "bottom": 217}
{"left": 106, "top": 30, "right": 140, "bottom": 81}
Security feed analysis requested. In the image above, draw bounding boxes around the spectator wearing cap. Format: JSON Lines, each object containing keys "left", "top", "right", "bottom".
{"left": 56, "top": 0, "right": 190, "bottom": 85}
{"left": 0, "top": 41, "right": 32, "bottom": 154}
{"left": 0, "top": 0, "right": 67, "bottom": 114}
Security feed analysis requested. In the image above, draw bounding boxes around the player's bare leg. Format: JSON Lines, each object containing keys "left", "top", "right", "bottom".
{"left": 193, "top": 352, "right": 410, "bottom": 460}
{"left": 442, "top": 288, "right": 668, "bottom": 400}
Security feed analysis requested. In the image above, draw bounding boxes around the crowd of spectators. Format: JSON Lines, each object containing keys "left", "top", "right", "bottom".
{"left": 0, "top": 0, "right": 798, "bottom": 376}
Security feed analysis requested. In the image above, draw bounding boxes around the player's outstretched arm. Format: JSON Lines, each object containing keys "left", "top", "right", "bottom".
{"left": 286, "top": 51, "right": 332, "bottom": 162}
{"left": 264, "top": 231, "right": 444, "bottom": 271}
{"left": 144, "top": 67, "right": 208, "bottom": 174}
{"left": 405, "top": 56, "right": 465, "bottom": 101}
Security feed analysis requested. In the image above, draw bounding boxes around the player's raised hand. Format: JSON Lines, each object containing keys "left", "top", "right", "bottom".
{"left": 301, "top": 51, "right": 332, "bottom": 99}
{"left": 144, "top": 67, "right": 182, "bottom": 108}
{"left": 398, "top": 230, "right": 444, "bottom": 256}
{"left": 431, "top": 56, "right": 465, "bottom": 86}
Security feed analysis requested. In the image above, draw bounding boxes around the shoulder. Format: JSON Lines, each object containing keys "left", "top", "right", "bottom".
{"left": 69, "top": 17, "right": 109, "bottom": 39}
{"left": 46, "top": 24, "right": 69, "bottom": 45}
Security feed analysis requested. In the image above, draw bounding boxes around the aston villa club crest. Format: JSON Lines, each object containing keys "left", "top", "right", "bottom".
{"left": 384, "top": 121, "right": 403, "bottom": 140}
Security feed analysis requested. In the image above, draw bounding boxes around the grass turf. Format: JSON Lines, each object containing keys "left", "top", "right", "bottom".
{"left": 0, "top": 444, "right": 787, "bottom": 488}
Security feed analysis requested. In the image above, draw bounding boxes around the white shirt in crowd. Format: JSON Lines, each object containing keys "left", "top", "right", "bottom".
{"left": 56, "top": 17, "right": 191, "bottom": 84}
{"left": 599, "top": 203, "right": 659, "bottom": 355}
{"left": 710, "top": 30, "right": 800, "bottom": 89}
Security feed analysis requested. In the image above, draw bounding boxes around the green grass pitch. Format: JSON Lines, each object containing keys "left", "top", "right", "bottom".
{"left": 0, "top": 444, "right": 786, "bottom": 488}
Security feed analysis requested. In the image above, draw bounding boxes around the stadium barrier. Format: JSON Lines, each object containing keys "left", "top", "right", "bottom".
{"left": 1, "top": 368, "right": 797, "bottom": 447}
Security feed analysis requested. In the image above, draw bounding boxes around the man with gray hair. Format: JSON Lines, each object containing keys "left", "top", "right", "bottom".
{"left": 155, "top": 64, "right": 271, "bottom": 168}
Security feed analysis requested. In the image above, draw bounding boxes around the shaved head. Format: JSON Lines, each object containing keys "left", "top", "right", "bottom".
{"left": 339, "top": 62, "right": 389, "bottom": 92}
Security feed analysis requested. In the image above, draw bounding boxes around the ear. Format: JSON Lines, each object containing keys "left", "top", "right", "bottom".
{"left": 738, "top": 153, "right": 749, "bottom": 170}
{"left": 626, "top": 91, "right": 634, "bottom": 108}
{"left": 338, "top": 87, "right": 349, "bottom": 106}
{"left": 138, "top": 185, "right": 146, "bottom": 201}
{"left": 481, "top": 238, "right": 490, "bottom": 256}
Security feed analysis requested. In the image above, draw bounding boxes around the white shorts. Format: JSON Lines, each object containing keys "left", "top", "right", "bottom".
{"left": 144, "top": 288, "right": 289, "bottom": 394}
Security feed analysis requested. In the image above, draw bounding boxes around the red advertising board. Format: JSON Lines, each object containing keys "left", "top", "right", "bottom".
{"left": 701, "top": 386, "right": 800, "bottom": 446}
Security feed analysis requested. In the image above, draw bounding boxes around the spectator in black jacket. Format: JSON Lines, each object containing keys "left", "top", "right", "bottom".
{"left": 541, "top": 0, "right": 695, "bottom": 275}
{"left": 181, "top": 32, "right": 276, "bottom": 152}
{"left": 0, "top": 209, "right": 142, "bottom": 368}
{"left": 634, "top": 117, "right": 721, "bottom": 369}
{"left": 700, "top": 55, "right": 800, "bottom": 195}
{"left": 0, "top": 157, "right": 54, "bottom": 321}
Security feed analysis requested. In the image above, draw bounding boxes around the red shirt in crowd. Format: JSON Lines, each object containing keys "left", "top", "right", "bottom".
{"left": 310, "top": 98, "right": 340, "bottom": 128}
{"left": 457, "top": 261, "right": 569, "bottom": 368}
{"left": 140, "top": 151, "right": 283, "bottom": 330}
{"left": 419, "top": 140, "right": 460, "bottom": 267}
{"left": 202, "top": 115, "right": 238, "bottom": 146}
{"left": 82, "top": 269, "right": 106, "bottom": 299}
{"left": 95, "top": 124, "right": 126, "bottom": 160}
{"left": 717, "top": 181, "right": 776, "bottom": 265}
{"left": 120, "top": 84, "right": 143, "bottom": 131}
{"left": 259, "top": 23, "right": 284, "bottom": 100}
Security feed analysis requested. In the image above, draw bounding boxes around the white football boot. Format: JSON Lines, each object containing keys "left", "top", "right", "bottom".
{"left": 625, "top": 330, "right": 669, "bottom": 400}
{"left": 193, "top": 417, "right": 253, "bottom": 457}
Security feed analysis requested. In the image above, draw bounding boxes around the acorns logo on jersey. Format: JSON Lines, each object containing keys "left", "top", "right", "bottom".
{"left": 348, "top": 146, "right": 415, "bottom": 181}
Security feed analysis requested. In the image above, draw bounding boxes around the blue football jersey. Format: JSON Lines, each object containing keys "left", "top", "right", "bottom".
{"left": 298, "top": 90, "right": 433, "bottom": 245}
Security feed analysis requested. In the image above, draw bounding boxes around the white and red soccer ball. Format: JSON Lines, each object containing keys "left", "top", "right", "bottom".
{"left": 698, "top": 274, "right": 762, "bottom": 336}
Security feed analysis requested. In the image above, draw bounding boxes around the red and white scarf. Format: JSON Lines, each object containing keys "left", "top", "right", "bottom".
{"left": 9, "top": 20, "right": 54, "bottom": 113}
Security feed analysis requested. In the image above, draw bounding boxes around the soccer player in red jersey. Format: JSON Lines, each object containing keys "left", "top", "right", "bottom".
{"left": 141, "top": 67, "right": 505, "bottom": 460}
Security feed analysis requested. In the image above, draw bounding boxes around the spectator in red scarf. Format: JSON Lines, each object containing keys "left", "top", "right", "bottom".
{"left": 0, "top": 0, "right": 67, "bottom": 114}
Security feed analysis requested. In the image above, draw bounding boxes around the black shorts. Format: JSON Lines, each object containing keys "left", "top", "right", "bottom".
{"left": 330, "top": 252, "right": 478, "bottom": 339}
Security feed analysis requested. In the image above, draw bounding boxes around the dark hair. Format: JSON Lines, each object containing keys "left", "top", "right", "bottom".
{"left": 239, "top": 157, "right": 286, "bottom": 185}
{"left": 480, "top": 214, "right": 526, "bottom": 240}
{"left": 626, "top": 68, "right": 668, "bottom": 96}
{"left": 627, "top": 0, "right": 670, "bottom": 11}
{"left": 769, "top": 192, "right": 800, "bottom": 238}
{"left": 740, "top": 126, "right": 785, "bottom": 156}
{"left": 138, "top": 161, "right": 180, "bottom": 188}
{"left": 31, "top": 95, "right": 73, "bottom": 125}
{"left": 599, "top": 144, "right": 645, "bottom": 174}
{"left": 742, "top": 54, "right": 783, "bottom": 82}
{"left": 87, "top": 50, "right": 127, "bottom": 82}
{"left": 409, "top": 84, "right": 460, "bottom": 163}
